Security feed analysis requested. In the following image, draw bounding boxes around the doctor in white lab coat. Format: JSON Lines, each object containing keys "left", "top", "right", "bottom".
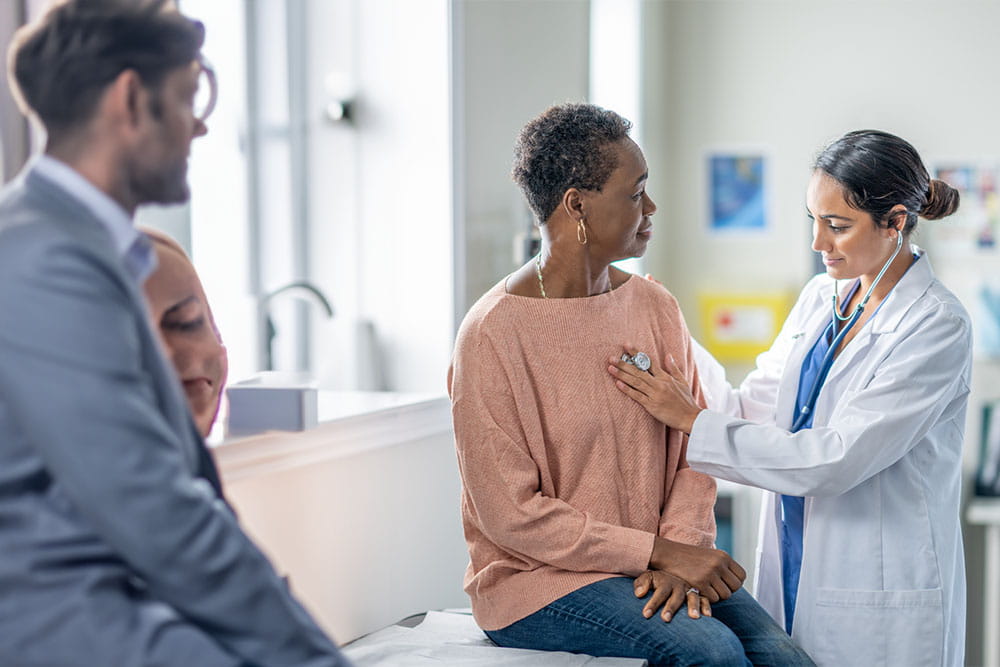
{"left": 609, "top": 130, "right": 972, "bottom": 666}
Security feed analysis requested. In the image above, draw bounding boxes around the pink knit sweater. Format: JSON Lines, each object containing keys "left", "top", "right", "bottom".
{"left": 448, "top": 275, "right": 717, "bottom": 631}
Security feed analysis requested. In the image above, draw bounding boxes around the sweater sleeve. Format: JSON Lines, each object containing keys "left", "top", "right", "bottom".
{"left": 657, "top": 316, "right": 717, "bottom": 548}
{"left": 449, "top": 331, "right": 654, "bottom": 577}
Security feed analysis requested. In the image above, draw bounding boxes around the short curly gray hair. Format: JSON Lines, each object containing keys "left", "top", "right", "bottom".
{"left": 512, "top": 103, "right": 632, "bottom": 223}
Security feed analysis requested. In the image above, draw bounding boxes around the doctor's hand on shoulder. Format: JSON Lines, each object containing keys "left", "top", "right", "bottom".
{"left": 608, "top": 346, "right": 702, "bottom": 434}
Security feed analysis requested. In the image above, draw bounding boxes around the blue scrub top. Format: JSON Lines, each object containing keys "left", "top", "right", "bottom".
{"left": 780, "top": 323, "right": 834, "bottom": 633}
{"left": 781, "top": 281, "right": 860, "bottom": 634}
{"left": 780, "top": 258, "right": 917, "bottom": 634}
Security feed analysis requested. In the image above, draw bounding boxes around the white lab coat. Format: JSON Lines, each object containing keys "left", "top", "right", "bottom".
{"left": 688, "top": 248, "right": 971, "bottom": 667}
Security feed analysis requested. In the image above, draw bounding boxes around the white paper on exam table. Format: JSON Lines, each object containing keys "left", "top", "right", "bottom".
{"left": 342, "top": 609, "right": 648, "bottom": 666}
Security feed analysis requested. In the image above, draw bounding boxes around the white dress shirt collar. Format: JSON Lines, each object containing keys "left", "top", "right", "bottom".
{"left": 31, "top": 154, "right": 156, "bottom": 282}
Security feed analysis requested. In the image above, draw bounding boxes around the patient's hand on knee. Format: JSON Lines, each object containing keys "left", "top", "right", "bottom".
{"left": 633, "top": 570, "right": 711, "bottom": 622}
{"left": 648, "top": 536, "right": 746, "bottom": 603}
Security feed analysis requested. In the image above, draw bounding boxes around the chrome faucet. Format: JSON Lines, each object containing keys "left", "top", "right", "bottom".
{"left": 259, "top": 281, "right": 334, "bottom": 371}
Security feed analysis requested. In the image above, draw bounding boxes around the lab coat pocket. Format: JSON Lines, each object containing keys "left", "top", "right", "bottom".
{"left": 810, "top": 587, "right": 943, "bottom": 667}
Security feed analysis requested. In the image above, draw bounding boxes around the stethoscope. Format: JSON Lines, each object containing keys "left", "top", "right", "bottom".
{"left": 791, "top": 231, "right": 904, "bottom": 432}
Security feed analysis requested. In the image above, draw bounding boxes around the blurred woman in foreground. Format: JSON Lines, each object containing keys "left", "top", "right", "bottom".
{"left": 142, "top": 228, "right": 227, "bottom": 437}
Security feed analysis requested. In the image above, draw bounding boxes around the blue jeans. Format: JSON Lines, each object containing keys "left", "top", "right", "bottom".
{"left": 485, "top": 577, "right": 814, "bottom": 667}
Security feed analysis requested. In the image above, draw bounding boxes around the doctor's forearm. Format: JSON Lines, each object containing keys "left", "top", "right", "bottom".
{"left": 686, "top": 411, "right": 889, "bottom": 497}
{"left": 679, "top": 407, "right": 703, "bottom": 435}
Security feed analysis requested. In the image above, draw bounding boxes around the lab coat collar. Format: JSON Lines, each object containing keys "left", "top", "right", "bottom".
{"left": 774, "top": 246, "right": 934, "bottom": 427}
{"left": 869, "top": 244, "right": 934, "bottom": 335}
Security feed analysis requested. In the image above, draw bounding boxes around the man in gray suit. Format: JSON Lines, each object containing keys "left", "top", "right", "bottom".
{"left": 0, "top": 1, "right": 349, "bottom": 665}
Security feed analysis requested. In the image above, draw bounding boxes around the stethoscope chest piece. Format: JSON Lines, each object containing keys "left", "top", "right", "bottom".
{"left": 621, "top": 351, "right": 652, "bottom": 373}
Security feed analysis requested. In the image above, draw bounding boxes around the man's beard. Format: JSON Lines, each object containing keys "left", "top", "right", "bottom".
{"left": 131, "top": 158, "right": 190, "bottom": 206}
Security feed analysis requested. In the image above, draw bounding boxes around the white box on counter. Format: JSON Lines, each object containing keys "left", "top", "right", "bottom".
{"left": 225, "top": 372, "right": 318, "bottom": 437}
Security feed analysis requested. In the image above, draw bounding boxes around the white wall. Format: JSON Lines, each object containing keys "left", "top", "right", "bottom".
{"left": 305, "top": 0, "right": 454, "bottom": 393}
{"left": 642, "top": 0, "right": 1000, "bottom": 334}
{"left": 456, "top": 0, "right": 590, "bottom": 314}
{"left": 640, "top": 2, "right": 1000, "bottom": 662}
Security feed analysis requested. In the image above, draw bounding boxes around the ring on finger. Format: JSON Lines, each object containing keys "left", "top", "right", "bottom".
{"left": 686, "top": 587, "right": 699, "bottom": 596}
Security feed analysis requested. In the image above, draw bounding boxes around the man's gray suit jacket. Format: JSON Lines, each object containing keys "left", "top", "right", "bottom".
{"left": 0, "top": 164, "right": 348, "bottom": 666}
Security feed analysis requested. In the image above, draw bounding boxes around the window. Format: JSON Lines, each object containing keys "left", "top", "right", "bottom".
{"left": 184, "top": 0, "right": 454, "bottom": 393}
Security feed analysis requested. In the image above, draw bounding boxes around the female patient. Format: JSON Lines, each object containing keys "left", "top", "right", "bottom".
{"left": 448, "top": 103, "right": 812, "bottom": 666}
{"left": 142, "top": 229, "right": 228, "bottom": 437}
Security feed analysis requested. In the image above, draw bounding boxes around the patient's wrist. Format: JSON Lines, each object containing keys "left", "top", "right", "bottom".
{"left": 649, "top": 536, "right": 675, "bottom": 570}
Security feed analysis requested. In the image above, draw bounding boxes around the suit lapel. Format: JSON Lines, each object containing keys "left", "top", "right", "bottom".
{"left": 124, "top": 239, "right": 227, "bottom": 499}
{"left": 24, "top": 168, "right": 225, "bottom": 499}
{"left": 191, "top": 421, "right": 226, "bottom": 499}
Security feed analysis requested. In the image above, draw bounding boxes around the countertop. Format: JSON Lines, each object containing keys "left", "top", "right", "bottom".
{"left": 211, "top": 391, "right": 452, "bottom": 482}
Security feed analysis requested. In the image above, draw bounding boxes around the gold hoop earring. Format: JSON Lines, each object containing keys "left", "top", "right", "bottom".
{"left": 577, "top": 219, "right": 588, "bottom": 245}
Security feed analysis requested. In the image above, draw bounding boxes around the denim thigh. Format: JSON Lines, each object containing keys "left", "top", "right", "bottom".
{"left": 486, "top": 577, "right": 814, "bottom": 667}
{"left": 712, "top": 587, "right": 816, "bottom": 666}
{"left": 485, "top": 577, "right": 749, "bottom": 667}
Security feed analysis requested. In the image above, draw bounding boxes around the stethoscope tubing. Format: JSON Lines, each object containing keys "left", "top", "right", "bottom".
{"left": 791, "top": 232, "right": 905, "bottom": 433}
{"left": 791, "top": 308, "right": 862, "bottom": 432}
{"left": 832, "top": 232, "right": 904, "bottom": 321}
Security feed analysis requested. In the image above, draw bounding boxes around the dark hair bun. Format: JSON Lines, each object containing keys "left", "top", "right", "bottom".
{"left": 921, "top": 179, "right": 960, "bottom": 220}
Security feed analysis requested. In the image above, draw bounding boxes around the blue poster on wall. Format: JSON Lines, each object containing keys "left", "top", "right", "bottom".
{"left": 709, "top": 154, "right": 767, "bottom": 231}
